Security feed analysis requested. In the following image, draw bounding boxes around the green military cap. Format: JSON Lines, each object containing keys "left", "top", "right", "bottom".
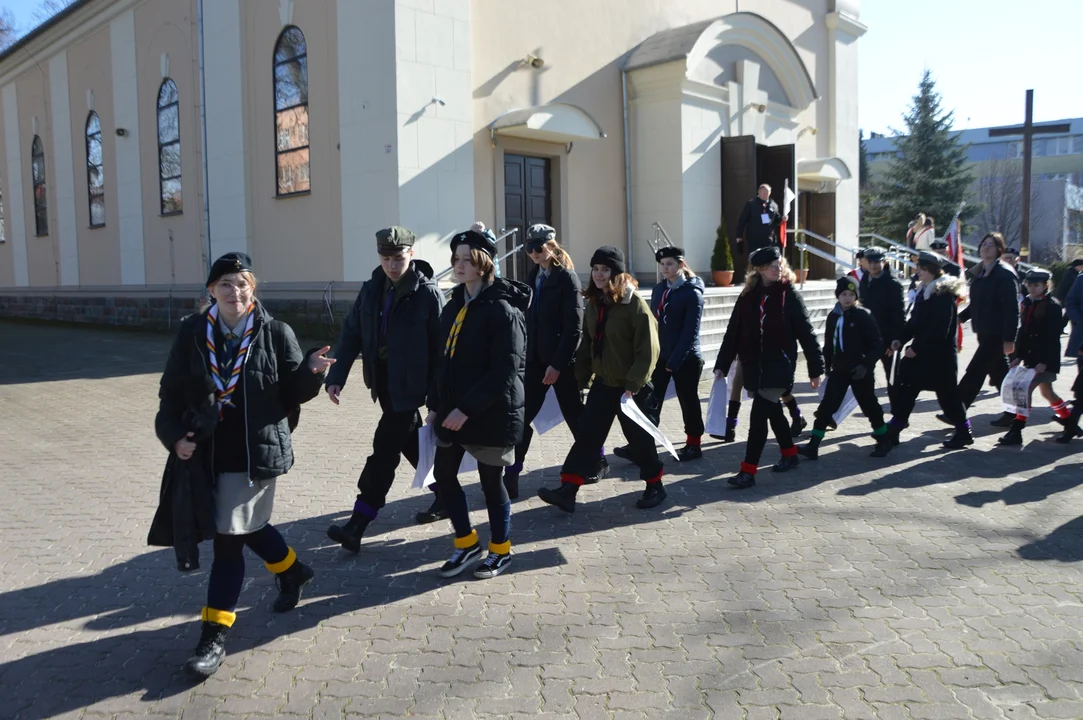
{"left": 376, "top": 226, "right": 416, "bottom": 255}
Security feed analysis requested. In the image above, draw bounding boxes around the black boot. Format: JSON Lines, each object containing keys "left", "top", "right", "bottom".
{"left": 613, "top": 445, "right": 632, "bottom": 460}
{"left": 1057, "top": 406, "right": 1083, "bottom": 444}
{"left": 797, "top": 435, "right": 822, "bottom": 460}
{"left": 636, "top": 481, "right": 667, "bottom": 509}
{"left": 415, "top": 492, "right": 447, "bottom": 524}
{"left": 789, "top": 414, "right": 807, "bottom": 438}
{"left": 326, "top": 513, "right": 371, "bottom": 554}
{"left": 942, "top": 423, "right": 974, "bottom": 450}
{"left": 538, "top": 482, "right": 579, "bottom": 513}
{"left": 772, "top": 454, "right": 800, "bottom": 473}
{"left": 185, "top": 622, "right": 228, "bottom": 679}
{"left": 934, "top": 413, "right": 953, "bottom": 426}
{"left": 677, "top": 444, "right": 703, "bottom": 462}
{"left": 273, "top": 559, "right": 314, "bottom": 613}
{"left": 997, "top": 419, "right": 1025, "bottom": 446}
{"left": 584, "top": 457, "right": 609, "bottom": 485}
{"left": 502, "top": 471, "right": 520, "bottom": 500}
{"left": 870, "top": 433, "right": 893, "bottom": 458}
{"left": 990, "top": 412, "right": 1015, "bottom": 427}
{"left": 727, "top": 471, "right": 756, "bottom": 489}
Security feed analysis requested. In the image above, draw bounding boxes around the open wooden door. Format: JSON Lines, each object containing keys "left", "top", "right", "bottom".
{"left": 756, "top": 144, "right": 796, "bottom": 264}
{"left": 721, "top": 136, "right": 757, "bottom": 277}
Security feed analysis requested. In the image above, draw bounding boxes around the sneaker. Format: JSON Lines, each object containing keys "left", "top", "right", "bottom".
{"left": 613, "top": 445, "right": 632, "bottom": 460}
{"left": 415, "top": 495, "right": 447, "bottom": 525}
{"left": 438, "top": 543, "right": 483, "bottom": 578}
{"left": 473, "top": 551, "right": 512, "bottom": 579}
{"left": 636, "top": 482, "right": 667, "bottom": 509}
{"left": 676, "top": 445, "right": 702, "bottom": 462}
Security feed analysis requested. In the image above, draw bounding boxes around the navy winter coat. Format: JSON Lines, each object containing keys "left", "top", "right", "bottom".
{"left": 649, "top": 275, "right": 704, "bottom": 371}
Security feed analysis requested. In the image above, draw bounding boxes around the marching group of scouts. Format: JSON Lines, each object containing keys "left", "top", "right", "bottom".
{"left": 152, "top": 214, "right": 1083, "bottom": 679}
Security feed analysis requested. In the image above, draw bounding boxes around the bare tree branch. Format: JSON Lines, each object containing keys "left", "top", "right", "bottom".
{"left": 0, "top": 8, "right": 19, "bottom": 51}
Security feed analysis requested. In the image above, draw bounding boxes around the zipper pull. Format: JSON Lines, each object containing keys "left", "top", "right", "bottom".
{"left": 248, "top": 478, "right": 254, "bottom": 488}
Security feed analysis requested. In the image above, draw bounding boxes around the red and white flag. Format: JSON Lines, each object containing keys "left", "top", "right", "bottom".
{"left": 779, "top": 180, "right": 796, "bottom": 249}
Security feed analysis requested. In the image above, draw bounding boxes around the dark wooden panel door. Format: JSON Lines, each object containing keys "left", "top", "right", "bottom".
{"left": 504, "top": 154, "right": 551, "bottom": 281}
{"left": 805, "top": 191, "right": 836, "bottom": 280}
{"left": 721, "top": 136, "right": 757, "bottom": 277}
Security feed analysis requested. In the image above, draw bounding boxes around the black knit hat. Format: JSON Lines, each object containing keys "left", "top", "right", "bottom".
{"left": 451, "top": 228, "right": 498, "bottom": 259}
{"left": 835, "top": 275, "right": 860, "bottom": 297}
{"left": 654, "top": 246, "right": 684, "bottom": 263}
{"left": 748, "top": 245, "right": 781, "bottom": 267}
{"left": 915, "top": 251, "right": 943, "bottom": 272}
{"left": 206, "top": 252, "right": 253, "bottom": 287}
{"left": 590, "top": 246, "right": 626, "bottom": 275}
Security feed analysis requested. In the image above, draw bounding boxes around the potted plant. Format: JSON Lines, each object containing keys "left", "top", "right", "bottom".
{"left": 711, "top": 218, "right": 735, "bottom": 287}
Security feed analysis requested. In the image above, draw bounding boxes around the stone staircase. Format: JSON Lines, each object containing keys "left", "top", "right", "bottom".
{"left": 640, "top": 280, "right": 839, "bottom": 373}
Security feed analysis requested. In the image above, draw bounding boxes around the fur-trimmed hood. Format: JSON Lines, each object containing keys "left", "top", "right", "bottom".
{"left": 922, "top": 274, "right": 967, "bottom": 300}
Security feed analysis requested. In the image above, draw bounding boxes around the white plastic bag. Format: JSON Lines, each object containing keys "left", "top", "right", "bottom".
{"left": 532, "top": 388, "right": 564, "bottom": 435}
{"left": 620, "top": 396, "right": 679, "bottom": 461}
{"left": 817, "top": 376, "right": 859, "bottom": 425}
{"left": 1001, "top": 366, "right": 1035, "bottom": 417}
{"left": 411, "top": 424, "right": 479, "bottom": 490}
{"left": 705, "top": 376, "right": 729, "bottom": 436}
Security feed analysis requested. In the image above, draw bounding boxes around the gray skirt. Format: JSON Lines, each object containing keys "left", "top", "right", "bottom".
{"left": 214, "top": 472, "right": 276, "bottom": 535}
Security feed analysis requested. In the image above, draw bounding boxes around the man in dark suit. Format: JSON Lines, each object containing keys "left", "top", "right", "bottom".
{"left": 735, "top": 184, "right": 784, "bottom": 256}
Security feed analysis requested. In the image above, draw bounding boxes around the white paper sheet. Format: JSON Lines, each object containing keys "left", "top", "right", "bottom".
{"left": 620, "top": 396, "right": 679, "bottom": 461}
{"left": 890, "top": 351, "right": 898, "bottom": 386}
{"left": 817, "top": 376, "right": 859, "bottom": 425}
{"left": 411, "top": 424, "right": 479, "bottom": 490}
{"left": 664, "top": 380, "right": 678, "bottom": 401}
{"left": 532, "top": 388, "right": 564, "bottom": 435}
{"left": 705, "top": 376, "right": 729, "bottom": 436}
{"left": 1001, "top": 366, "right": 1035, "bottom": 417}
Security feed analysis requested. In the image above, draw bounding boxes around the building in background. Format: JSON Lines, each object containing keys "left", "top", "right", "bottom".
{"left": 0, "top": 0, "right": 865, "bottom": 329}
{"left": 865, "top": 118, "right": 1083, "bottom": 262}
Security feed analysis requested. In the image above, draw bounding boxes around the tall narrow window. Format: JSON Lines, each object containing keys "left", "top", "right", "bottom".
{"left": 157, "top": 79, "right": 182, "bottom": 214}
{"left": 31, "top": 135, "right": 48, "bottom": 236}
{"left": 86, "top": 112, "right": 105, "bottom": 227}
{"left": 273, "top": 25, "right": 309, "bottom": 195}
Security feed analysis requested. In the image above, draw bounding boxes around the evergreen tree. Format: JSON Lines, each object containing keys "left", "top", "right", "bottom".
{"left": 858, "top": 129, "right": 870, "bottom": 189}
{"left": 864, "top": 71, "right": 974, "bottom": 239}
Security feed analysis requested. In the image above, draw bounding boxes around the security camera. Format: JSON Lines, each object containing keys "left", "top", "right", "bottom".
{"left": 525, "top": 54, "right": 544, "bottom": 69}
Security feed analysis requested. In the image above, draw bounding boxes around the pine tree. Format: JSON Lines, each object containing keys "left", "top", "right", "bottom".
{"left": 864, "top": 71, "right": 974, "bottom": 239}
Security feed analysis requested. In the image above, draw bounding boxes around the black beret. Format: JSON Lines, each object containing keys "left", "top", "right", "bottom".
{"left": 206, "top": 252, "right": 253, "bottom": 287}
{"left": 915, "top": 251, "right": 943, "bottom": 270}
{"left": 1071, "top": 259, "right": 1083, "bottom": 268}
{"left": 854, "top": 249, "right": 865, "bottom": 260}
{"left": 930, "top": 239, "right": 948, "bottom": 250}
{"left": 748, "top": 245, "right": 781, "bottom": 267}
{"left": 863, "top": 247, "right": 886, "bottom": 261}
{"left": 1025, "top": 269, "right": 1051, "bottom": 283}
{"left": 590, "top": 245, "right": 626, "bottom": 276}
{"left": 451, "top": 229, "right": 498, "bottom": 259}
{"left": 835, "top": 275, "right": 860, "bottom": 297}
{"left": 1004, "top": 246, "right": 1020, "bottom": 256}
{"left": 654, "top": 246, "right": 684, "bottom": 263}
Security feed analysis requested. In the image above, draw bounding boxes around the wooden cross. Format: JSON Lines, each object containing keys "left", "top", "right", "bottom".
{"left": 987, "top": 90, "right": 1070, "bottom": 258}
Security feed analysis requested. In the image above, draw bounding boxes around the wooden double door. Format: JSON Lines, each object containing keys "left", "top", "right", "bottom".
{"left": 720, "top": 136, "right": 794, "bottom": 277}
{"left": 504, "top": 154, "right": 552, "bottom": 281}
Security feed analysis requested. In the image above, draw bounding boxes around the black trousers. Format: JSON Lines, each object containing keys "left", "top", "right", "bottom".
{"left": 892, "top": 378, "right": 967, "bottom": 427}
{"left": 879, "top": 353, "right": 899, "bottom": 411}
{"left": 355, "top": 365, "right": 421, "bottom": 512}
{"left": 562, "top": 382, "right": 663, "bottom": 481}
{"left": 744, "top": 394, "right": 794, "bottom": 467}
{"left": 959, "top": 335, "right": 1010, "bottom": 409}
{"left": 433, "top": 444, "right": 509, "bottom": 546}
{"left": 813, "top": 371, "right": 885, "bottom": 432}
{"left": 651, "top": 355, "right": 705, "bottom": 439}
{"left": 514, "top": 362, "right": 585, "bottom": 467}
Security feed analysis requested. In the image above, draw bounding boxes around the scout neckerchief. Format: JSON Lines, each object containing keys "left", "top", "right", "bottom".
{"left": 206, "top": 302, "right": 256, "bottom": 417}
{"left": 592, "top": 303, "right": 610, "bottom": 358}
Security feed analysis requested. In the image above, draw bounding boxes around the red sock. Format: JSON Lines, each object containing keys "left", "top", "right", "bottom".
{"left": 740, "top": 462, "right": 758, "bottom": 475}
{"left": 1052, "top": 401, "right": 1070, "bottom": 419}
{"left": 686, "top": 435, "right": 702, "bottom": 447}
{"left": 645, "top": 469, "right": 664, "bottom": 484}
{"left": 1015, "top": 414, "right": 1028, "bottom": 422}
{"left": 560, "top": 473, "right": 585, "bottom": 486}
{"left": 781, "top": 446, "right": 798, "bottom": 457}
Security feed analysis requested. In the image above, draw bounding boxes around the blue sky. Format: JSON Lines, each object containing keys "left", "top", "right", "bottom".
{"left": 858, "top": 0, "right": 1082, "bottom": 135}
{"left": 6, "top": 0, "right": 1081, "bottom": 137}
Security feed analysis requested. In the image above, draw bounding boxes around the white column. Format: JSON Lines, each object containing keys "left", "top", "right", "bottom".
{"left": 2, "top": 83, "right": 29, "bottom": 287}
{"left": 826, "top": 8, "right": 867, "bottom": 252}
{"left": 394, "top": 0, "right": 474, "bottom": 261}
{"left": 48, "top": 51, "right": 80, "bottom": 286}
{"left": 203, "top": 0, "right": 249, "bottom": 259}
{"left": 110, "top": 10, "right": 145, "bottom": 285}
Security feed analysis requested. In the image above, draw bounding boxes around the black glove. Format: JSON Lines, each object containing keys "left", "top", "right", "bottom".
{"left": 851, "top": 365, "right": 868, "bottom": 381}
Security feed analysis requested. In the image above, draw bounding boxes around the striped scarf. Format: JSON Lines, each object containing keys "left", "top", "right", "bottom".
{"left": 206, "top": 303, "right": 255, "bottom": 417}
{"left": 444, "top": 305, "right": 469, "bottom": 358}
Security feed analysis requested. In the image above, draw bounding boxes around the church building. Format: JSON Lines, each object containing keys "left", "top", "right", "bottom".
{"left": 0, "top": 0, "right": 865, "bottom": 326}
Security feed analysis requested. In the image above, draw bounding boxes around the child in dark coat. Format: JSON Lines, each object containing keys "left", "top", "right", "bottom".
{"left": 998, "top": 269, "right": 1071, "bottom": 445}
{"left": 799, "top": 277, "right": 892, "bottom": 459}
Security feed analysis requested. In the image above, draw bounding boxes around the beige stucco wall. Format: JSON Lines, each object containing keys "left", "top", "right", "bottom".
{"left": 241, "top": 0, "right": 343, "bottom": 284}
{"left": 16, "top": 68, "right": 60, "bottom": 286}
{"left": 134, "top": 0, "right": 206, "bottom": 286}
{"left": 471, "top": 0, "right": 844, "bottom": 274}
{"left": 0, "top": 101, "right": 13, "bottom": 287}
{"left": 66, "top": 27, "right": 122, "bottom": 286}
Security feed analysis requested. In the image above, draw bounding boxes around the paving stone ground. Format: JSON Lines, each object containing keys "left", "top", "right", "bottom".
{"left": 2, "top": 320, "right": 1083, "bottom": 720}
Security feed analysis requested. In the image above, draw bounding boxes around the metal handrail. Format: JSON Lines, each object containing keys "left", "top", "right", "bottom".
{"left": 788, "top": 228, "right": 858, "bottom": 258}
{"left": 433, "top": 228, "right": 520, "bottom": 283}
{"left": 794, "top": 241, "right": 853, "bottom": 288}
{"left": 859, "top": 232, "right": 920, "bottom": 278}
{"left": 883, "top": 233, "right": 1037, "bottom": 273}
{"left": 788, "top": 228, "right": 860, "bottom": 283}
{"left": 648, "top": 222, "right": 674, "bottom": 283}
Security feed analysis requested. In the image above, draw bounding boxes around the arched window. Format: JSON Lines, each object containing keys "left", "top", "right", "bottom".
{"left": 31, "top": 136, "right": 48, "bottom": 236}
{"left": 273, "top": 25, "right": 309, "bottom": 196}
{"left": 157, "top": 79, "right": 182, "bottom": 214}
{"left": 86, "top": 112, "right": 105, "bottom": 227}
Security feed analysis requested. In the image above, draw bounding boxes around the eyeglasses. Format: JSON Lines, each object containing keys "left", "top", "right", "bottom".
{"left": 525, "top": 245, "right": 545, "bottom": 254}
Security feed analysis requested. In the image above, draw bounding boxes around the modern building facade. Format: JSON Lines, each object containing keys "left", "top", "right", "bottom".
{"left": 865, "top": 118, "right": 1083, "bottom": 261}
{"left": 0, "top": 0, "right": 865, "bottom": 328}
